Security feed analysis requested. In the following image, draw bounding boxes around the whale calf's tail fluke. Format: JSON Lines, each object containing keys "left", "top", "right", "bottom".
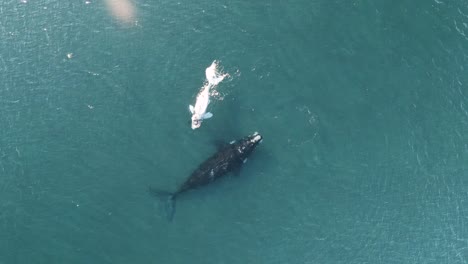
{"left": 205, "top": 60, "right": 229, "bottom": 86}
{"left": 148, "top": 187, "right": 176, "bottom": 221}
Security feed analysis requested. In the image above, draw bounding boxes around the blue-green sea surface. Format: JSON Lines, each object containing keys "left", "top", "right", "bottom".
{"left": 1, "top": 0, "right": 468, "bottom": 263}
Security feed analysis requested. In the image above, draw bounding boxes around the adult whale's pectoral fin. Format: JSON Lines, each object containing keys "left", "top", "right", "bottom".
{"left": 189, "top": 105, "right": 195, "bottom": 114}
{"left": 202, "top": 112, "right": 213, "bottom": 119}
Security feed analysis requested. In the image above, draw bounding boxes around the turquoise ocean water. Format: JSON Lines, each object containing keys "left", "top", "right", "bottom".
{"left": 1, "top": 0, "right": 468, "bottom": 263}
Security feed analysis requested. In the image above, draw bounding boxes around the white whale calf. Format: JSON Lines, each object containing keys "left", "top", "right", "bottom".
{"left": 189, "top": 61, "right": 229, "bottom": 130}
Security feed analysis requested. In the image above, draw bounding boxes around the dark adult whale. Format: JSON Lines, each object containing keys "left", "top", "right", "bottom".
{"left": 149, "top": 132, "right": 263, "bottom": 221}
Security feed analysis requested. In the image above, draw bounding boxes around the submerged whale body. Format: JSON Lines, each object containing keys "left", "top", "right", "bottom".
{"left": 150, "top": 132, "right": 263, "bottom": 221}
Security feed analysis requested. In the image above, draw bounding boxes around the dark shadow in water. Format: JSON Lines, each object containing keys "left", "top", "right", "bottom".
{"left": 203, "top": 95, "right": 242, "bottom": 144}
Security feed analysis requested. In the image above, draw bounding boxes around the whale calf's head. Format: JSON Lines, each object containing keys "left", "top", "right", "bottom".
{"left": 191, "top": 116, "right": 202, "bottom": 129}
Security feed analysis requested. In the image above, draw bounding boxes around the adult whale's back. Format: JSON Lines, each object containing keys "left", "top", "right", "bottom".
{"left": 150, "top": 132, "right": 263, "bottom": 221}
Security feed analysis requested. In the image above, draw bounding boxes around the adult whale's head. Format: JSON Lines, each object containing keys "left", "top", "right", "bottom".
{"left": 234, "top": 132, "right": 263, "bottom": 160}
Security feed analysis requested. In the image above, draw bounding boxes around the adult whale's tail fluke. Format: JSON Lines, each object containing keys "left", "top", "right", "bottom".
{"left": 148, "top": 187, "right": 176, "bottom": 221}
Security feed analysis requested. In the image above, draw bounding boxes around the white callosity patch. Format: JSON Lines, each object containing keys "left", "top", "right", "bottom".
{"left": 251, "top": 134, "right": 262, "bottom": 143}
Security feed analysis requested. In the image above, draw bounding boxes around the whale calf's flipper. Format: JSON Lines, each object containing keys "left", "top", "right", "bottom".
{"left": 202, "top": 112, "right": 213, "bottom": 119}
{"left": 189, "top": 105, "right": 195, "bottom": 114}
{"left": 148, "top": 187, "right": 176, "bottom": 221}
